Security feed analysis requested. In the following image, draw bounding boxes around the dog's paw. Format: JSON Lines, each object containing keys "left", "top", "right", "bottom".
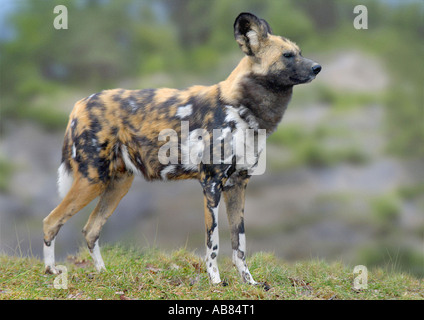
{"left": 44, "top": 265, "right": 61, "bottom": 275}
{"left": 255, "top": 281, "right": 271, "bottom": 291}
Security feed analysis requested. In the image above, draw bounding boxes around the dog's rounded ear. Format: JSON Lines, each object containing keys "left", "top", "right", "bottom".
{"left": 234, "top": 13, "right": 272, "bottom": 56}
{"left": 259, "top": 19, "right": 272, "bottom": 35}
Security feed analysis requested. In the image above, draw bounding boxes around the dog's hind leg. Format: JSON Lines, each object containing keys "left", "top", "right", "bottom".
{"left": 223, "top": 171, "right": 256, "bottom": 284}
{"left": 82, "top": 173, "right": 134, "bottom": 271}
{"left": 43, "top": 176, "right": 105, "bottom": 274}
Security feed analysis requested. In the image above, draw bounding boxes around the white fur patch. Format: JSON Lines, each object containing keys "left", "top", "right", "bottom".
{"left": 182, "top": 163, "right": 198, "bottom": 172}
{"left": 176, "top": 104, "right": 193, "bottom": 119}
{"left": 216, "top": 127, "right": 232, "bottom": 141}
{"left": 57, "top": 163, "right": 73, "bottom": 199}
{"left": 232, "top": 233, "right": 256, "bottom": 284}
{"left": 72, "top": 143, "right": 76, "bottom": 159}
{"left": 43, "top": 238, "right": 60, "bottom": 274}
{"left": 160, "top": 164, "right": 176, "bottom": 180}
{"left": 44, "top": 238, "right": 55, "bottom": 266}
{"left": 129, "top": 99, "right": 138, "bottom": 112}
{"left": 205, "top": 204, "right": 221, "bottom": 284}
{"left": 121, "top": 145, "right": 140, "bottom": 174}
{"left": 224, "top": 105, "right": 266, "bottom": 174}
{"left": 89, "top": 239, "right": 106, "bottom": 272}
{"left": 246, "top": 30, "right": 259, "bottom": 47}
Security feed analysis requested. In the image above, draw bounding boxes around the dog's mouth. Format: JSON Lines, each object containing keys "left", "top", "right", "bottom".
{"left": 290, "top": 75, "right": 315, "bottom": 84}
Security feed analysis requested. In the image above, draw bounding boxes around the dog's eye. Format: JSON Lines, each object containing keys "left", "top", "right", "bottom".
{"left": 283, "top": 52, "right": 295, "bottom": 58}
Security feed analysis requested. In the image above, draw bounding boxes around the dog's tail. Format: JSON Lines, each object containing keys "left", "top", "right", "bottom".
{"left": 57, "top": 161, "right": 73, "bottom": 199}
{"left": 57, "top": 124, "right": 74, "bottom": 199}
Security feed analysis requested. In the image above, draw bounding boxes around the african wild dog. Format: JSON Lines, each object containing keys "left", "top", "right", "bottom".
{"left": 43, "top": 12, "right": 321, "bottom": 285}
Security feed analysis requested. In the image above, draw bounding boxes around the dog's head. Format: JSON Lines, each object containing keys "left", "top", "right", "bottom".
{"left": 234, "top": 12, "right": 321, "bottom": 88}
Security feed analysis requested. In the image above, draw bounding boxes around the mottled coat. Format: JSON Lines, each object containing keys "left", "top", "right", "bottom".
{"left": 43, "top": 12, "right": 321, "bottom": 285}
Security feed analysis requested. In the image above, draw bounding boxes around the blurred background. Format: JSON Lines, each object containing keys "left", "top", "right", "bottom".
{"left": 0, "top": 0, "right": 423, "bottom": 277}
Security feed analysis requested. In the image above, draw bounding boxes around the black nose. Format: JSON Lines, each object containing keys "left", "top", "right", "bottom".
{"left": 312, "top": 64, "right": 322, "bottom": 75}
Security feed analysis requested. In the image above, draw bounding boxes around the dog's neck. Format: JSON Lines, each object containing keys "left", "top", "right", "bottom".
{"left": 219, "top": 57, "right": 293, "bottom": 134}
{"left": 238, "top": 75, "right": 292, "bottom": 134}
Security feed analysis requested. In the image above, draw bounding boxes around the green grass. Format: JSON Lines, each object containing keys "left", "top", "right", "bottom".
{"left": 0, "top": 246, "right": 422, "bottom": 300}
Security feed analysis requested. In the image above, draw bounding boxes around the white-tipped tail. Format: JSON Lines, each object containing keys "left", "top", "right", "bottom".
{"left": 57, "top": 163, "right": 73, "bottom": 198}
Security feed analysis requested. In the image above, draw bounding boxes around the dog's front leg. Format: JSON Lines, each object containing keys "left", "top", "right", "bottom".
{"left": 203, "top": 194, "right": 221, "bottom": 284}
{"left": 199, "top": 168, "right": 224, "bottom": 284}
{"left": 223, "top": 172, "right": 257, "bottom": 285}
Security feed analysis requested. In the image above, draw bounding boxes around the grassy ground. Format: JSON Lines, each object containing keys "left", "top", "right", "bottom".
{"left": 0, "top": 245, "right": 422, "bottom": 300}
